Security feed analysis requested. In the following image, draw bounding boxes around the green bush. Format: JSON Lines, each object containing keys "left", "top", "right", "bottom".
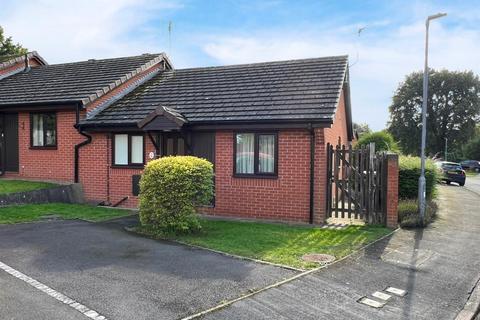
{"left": 462, "top": 135, "right": 480, "bottom": 160}
{"left": 398, "top": 199, "right": 437, "bottom": 228}
{"left": 139, "top": 156, "right": 214, "bottom": 234}
{"left": 355, "top": 131, "right": 399, "bottom": 152}
{"left": 399, "top": 156, "right": 437, "bottom": 199}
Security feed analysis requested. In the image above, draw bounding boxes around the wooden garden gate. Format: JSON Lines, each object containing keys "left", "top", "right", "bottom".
{"left": 326, "top": 143, "right": 388, "bottom": 225}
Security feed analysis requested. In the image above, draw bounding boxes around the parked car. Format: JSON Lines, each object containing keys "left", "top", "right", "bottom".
{"left": 460, "top": 160, "right": 480, "bottom": 172}
{"left": 436, "top": 161, "right": 466, "bottom": 186}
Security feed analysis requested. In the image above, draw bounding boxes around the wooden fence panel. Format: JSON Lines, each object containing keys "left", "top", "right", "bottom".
{"left": 326, "top": 144, "right": 388, "bottom": 225}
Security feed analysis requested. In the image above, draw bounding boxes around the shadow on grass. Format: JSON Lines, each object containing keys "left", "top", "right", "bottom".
{"left": 176, "top": 220, "right": 391, "bottom": 269}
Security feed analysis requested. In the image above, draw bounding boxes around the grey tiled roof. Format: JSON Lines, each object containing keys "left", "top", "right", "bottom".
{"left": 81, "top": 55, "right": 348, "bottom": 127}
{"left": 0, "top": 53, "right": 166, "bottom": 106}
{"left": 0, "top": 51, "right": 48, "bottom": 67}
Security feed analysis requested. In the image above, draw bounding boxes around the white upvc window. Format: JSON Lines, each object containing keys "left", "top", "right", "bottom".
{"left": 113, "top": 134, "right": 144, "bottom": 166}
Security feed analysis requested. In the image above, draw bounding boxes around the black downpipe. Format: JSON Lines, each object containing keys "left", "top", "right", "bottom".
{"left": 74, "top": 103, "right": 92, "bottom": 183}
{"left": 309, "top": 124, "right": 315, "bottom": 224}
{"left": 112, "top": 196, "right": 129, "bottom": 207}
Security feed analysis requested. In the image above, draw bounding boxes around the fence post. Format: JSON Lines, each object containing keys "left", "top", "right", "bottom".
{"left": 385, "top": 153, "right": 399, "bottom": 228}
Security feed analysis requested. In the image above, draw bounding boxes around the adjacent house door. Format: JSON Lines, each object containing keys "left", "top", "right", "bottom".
{"left": 0, "top": 113, "right": 19, "bottom": 173}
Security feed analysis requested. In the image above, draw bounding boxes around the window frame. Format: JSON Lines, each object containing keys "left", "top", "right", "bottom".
{"left": 29, "top": 112, "right": 57, "bottom": 149}
{"left": 111, "top": 133, "right": 145, "bottom": 168}
{"left": 233, "top": 131, "right": 278, "bottom": 178}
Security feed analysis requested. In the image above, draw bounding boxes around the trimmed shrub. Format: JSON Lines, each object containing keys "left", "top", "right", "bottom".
{"left": 355, "top": 131, "right": 399, "bottom": 152}
{"left": 462, "top": 135, "right": 480, "bottom": 160}
{"left": 139, "top": 156, "right": 214, "bottom": 234}
{"left": 399, "top": 156, "right": 437, "bottom": 199}
{"left": 398, "top": 199, "right": 437, "bottom": 228}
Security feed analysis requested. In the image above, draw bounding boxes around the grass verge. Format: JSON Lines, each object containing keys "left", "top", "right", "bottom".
{"left": 466, "top": 170, "right": 479, "bottom": 177}
{"left": 0, "top": 180, "right": 58, "bottom": 195}
{"left": 0, "top": 203, "right": 132, "bottom": 224}
{"left": 135, "top": 219, "right": 391, "bottom": 269}
{"left": 398, "top": 199, "right": 438, "bottom": 228}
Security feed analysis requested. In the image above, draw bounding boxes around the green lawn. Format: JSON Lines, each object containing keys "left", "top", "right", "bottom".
{"left": 0, "top": 203, "right": 132, "bottom": 224}
{"left": 0, "top": 180, "right": 58, "bottom": 195}
{"left": 137, "top": 219, "right": 391, "bottom": 269}
{"left": 466, "top": 171, "right": 479, "bottom": 177}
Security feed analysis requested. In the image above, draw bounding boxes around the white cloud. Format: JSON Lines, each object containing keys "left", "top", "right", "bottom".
{"left": 0, "top": 0, "right": 181, "bottom": 63}
{"left": 1, "top": 0, "right": 479, "bottom": 131}
{"left": 201, "top": 16, "right": 480, "bottom": 130}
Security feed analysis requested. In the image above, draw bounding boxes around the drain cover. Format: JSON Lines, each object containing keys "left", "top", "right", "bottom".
{"left": 301, "top": 253, "right": 336, "bottom": 264}
{"left": 39, "top": 214, "right": 62, "bottom": 221}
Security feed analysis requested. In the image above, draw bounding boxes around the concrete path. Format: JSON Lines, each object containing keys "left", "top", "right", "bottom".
{"left": 204, "top": 184, "right": 480, "bottom": 319}
{"left": 465, "top": 173, "right": 480, "bottom": 195}
{"left": 0, "top": 217, "right": 296, "bottom": 320}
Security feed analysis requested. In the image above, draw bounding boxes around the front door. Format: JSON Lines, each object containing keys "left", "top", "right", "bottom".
{"left": 0, "top": 113, "right": 19, "bottom": 173}
{"left": 161, "top": 133, "right": 186, "bottom": 156}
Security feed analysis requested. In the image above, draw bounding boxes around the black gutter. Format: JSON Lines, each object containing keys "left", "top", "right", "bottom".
{"left": 0, "top": 100, "right": 81, "bottom": 109}
{"left": 73, "top": 103, "right": 92, "bottom": 183}
{"left": 309, "top": 124, "right": 315, "bottom": 224}
{"left": 77, "top": 118, "right": 334, "bottom": 132}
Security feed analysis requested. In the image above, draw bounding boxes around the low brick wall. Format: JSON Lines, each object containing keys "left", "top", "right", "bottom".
{"left": 0, "top": 183, "right": 85, "bottom": 207}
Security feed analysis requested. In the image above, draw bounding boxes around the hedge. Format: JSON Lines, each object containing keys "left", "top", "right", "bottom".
{"left": 139, "top": 156, "right": 214, "bottom": 234}
{"left": 355, "top": 131, "right": 399, "bottom": 152}
{"left": 399, "top": 156, "right": 437, "bottom": 199}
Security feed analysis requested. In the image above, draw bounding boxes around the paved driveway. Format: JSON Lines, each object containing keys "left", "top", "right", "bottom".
{"left": 0, "top": 217, "right": 296, "bottom": 320}
{"left": 204, "top": 184, "right": 480, "bottom": 319}
{"left": 465, "top": 173, "right": 480, "bottom": 195}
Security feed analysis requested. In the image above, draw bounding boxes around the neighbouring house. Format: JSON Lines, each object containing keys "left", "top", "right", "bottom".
{"left": 0, "top": 52, "right": 353, "bottom": 224}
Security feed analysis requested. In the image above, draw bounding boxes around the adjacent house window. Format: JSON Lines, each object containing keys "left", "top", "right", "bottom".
{"left": 113, "top": 134, "right": 144, "bottom": 166}
{"left": 30, "top": 113, "right": 57, "bottom": 148}
{"left": 235, "top": 132, "right": 277, "bottom": 176}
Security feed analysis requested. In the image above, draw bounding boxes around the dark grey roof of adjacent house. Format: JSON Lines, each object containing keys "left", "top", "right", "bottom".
{"left": 0, "top": 53, "right": 168, "bottom": 107}
{"left": 0, "top": 51, "right": 48, "bottom": 67}
{"left": 80, "top": 55, "right": 349, "bottom": 127}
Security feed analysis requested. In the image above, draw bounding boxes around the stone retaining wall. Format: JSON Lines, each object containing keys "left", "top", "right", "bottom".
{"left": 0, "top": 183, "right": 85, "bottom": 207}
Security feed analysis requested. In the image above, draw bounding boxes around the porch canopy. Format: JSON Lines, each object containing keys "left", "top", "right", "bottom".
{"left": 137, "top": 106, "right": 187, "bottom": 131}
{"left": 137, "top": 106, "right": 189, "bottom": 157}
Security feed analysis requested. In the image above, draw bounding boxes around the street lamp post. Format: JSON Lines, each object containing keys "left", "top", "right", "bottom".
{"left": 418, "top": 12, "right": 447, "bottom": 223}
{"left": 444, "top": 137, "right": 448, "bottom": 161}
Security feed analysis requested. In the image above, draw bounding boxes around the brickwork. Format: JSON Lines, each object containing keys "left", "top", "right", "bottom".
{"left": 4, "top": 60, "right": 163, "bottom": 186}
{"left": 13, "top": 111, "right": 83, "bottom": 182}
{"left": 200, "top": 130, "right": 312, "bottom": 223}
{"left": 386, "top": 154, "right": 399, "bottom": 228}
{"left": 324, "top": 89, "right": 349, "bottom": 147}
{"left": 2, "top": 80, "right": 352, "bottom": 224}
{"left": 0, "top": 58, "right": 42, "bottom": 78}
{"left": 314, "top": 89, "right": 349, "bottom": 223}
{"left": 79, "top": 133, "right": 155, "bottom": 207}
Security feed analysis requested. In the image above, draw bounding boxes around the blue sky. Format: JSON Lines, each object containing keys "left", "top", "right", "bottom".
{"left": 1, "top": 0, "right": 479, "bottom": 130}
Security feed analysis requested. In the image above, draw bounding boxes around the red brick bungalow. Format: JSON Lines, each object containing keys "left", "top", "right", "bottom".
{"left": 0, "top": 52, "right": 353, "bottom": 224}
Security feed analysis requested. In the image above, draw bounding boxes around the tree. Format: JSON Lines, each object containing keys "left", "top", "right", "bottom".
{"left": 463, "top": 133, "right": 480, "bottom": 160}
{"left": 388, "top": 70, "right": 480, "bottom": 156}
{"left": 0, "top": 26, "right": 28, "bottom": 60}
{"left": 355, "top": 131, "right": 399, "bottom": 152}
{"left": 353, "top": 122, "right": 371, "bottom": 137}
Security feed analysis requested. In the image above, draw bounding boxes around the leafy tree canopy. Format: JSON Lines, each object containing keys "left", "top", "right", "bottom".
{"left": 355, "top": 131, "right": 399, "bottom": 152}
{"left": 462, "top": 135, "right": 480, "bottom": 160}
{"left": 0, "top": 26, "right": 28, "bottom": 61}
{"left": 388, "top": 69, "right": 480, "bottom": 156}
{"left": 353, "top": 122, "right": 371, "bottom": 137}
